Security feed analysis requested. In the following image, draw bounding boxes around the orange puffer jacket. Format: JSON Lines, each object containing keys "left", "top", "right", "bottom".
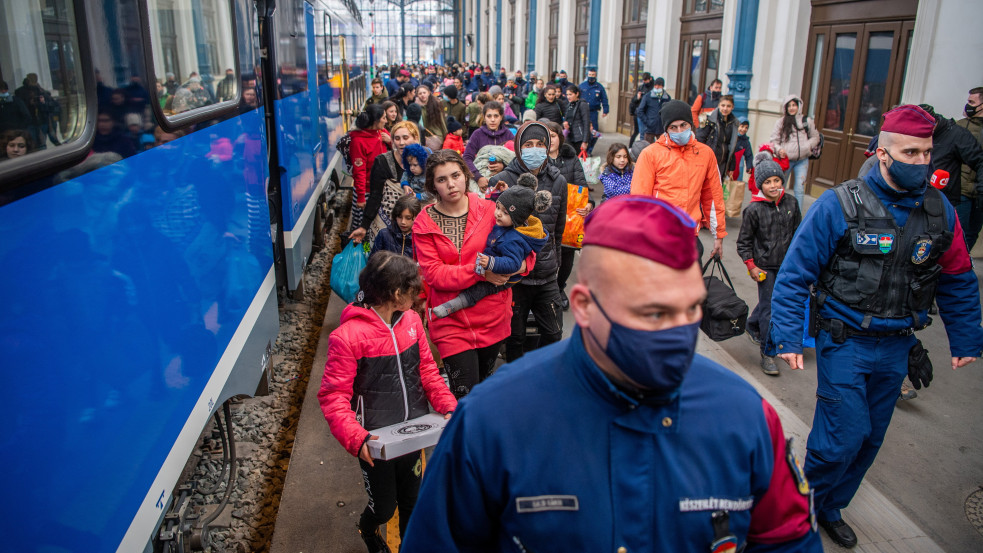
{"left": 630, "top": 133, "right": 727, "bottom": 238}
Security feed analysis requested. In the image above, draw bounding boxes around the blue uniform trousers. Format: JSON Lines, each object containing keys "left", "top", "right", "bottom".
{"left": 805, "top": 330, "right": 914, "bottom": 522}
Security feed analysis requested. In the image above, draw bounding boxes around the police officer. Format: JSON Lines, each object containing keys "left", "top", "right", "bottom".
{"left": 769, "top": 104, "right": 983, "bottom": 548}
{"left": 402, "top": 196, "right": 823, "bottom": 552}
{"left": 579, "top": 66, "right": 609, "bottom": 154}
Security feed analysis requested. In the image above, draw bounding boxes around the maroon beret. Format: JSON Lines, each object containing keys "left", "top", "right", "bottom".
{"left": 881, "top": 105, "right": 935, "bottom": 138}
{"left": 583, "top": 195, "right": 698, "bottom": 269}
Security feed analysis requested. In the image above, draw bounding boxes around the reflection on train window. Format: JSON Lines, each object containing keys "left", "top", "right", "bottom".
{"left": 0, "top": 0, "right": 87, "bottom": 164}
{"left": 146, "top": 0, "right": 238, "bottom": 117}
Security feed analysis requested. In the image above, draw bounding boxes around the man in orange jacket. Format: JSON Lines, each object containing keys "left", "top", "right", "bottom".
{"left": 630, "top": 99, "right": 726, "bottom": 260}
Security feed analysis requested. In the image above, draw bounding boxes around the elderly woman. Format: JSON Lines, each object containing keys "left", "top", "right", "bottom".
{"left": 349, "top": 120, "right": 418, "bottom": 244}
{"left": 413, "top": 150, "right": 531, "bottom": 398}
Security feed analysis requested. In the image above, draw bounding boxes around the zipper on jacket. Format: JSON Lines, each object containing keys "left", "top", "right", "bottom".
{"left": 373, "top": 308, "right": 411, "bottom": 421}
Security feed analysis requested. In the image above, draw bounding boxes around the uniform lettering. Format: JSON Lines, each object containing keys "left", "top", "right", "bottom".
{"left": 678, "top": 497, "right": 754, "bottom": 512}
{"left": 516, "top": 495, "right": 579, "bottom": 513}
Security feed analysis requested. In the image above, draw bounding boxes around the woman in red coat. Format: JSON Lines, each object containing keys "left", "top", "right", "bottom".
{"left": 349, "top": 103, "right": 391, "bottom": 231}
{"left": 413, "top": 150, "right": 531, "bottom": 398}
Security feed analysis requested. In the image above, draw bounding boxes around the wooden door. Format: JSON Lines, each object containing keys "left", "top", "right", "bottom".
{"left": 802, "top": 20, "right": 914, "bottom": 193}
{"left": 619, "top": 0, "right": 647, "bottom": 134}
{"left": 677, "top": 32, "right": 720, "bottom": 104}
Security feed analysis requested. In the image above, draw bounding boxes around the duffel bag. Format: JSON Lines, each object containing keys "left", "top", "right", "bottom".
{"left": 701, "top": 255, "right": 748, "bottom": 341}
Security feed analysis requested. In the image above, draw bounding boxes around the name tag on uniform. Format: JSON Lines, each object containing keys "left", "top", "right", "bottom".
{"left": 678, "top": 497, "right": 754, "bottom": 512}
{"left": 516, "top": 495, "right": 580, "bottom": 513}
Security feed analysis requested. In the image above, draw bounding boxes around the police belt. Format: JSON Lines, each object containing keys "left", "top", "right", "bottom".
{"left": 816, "top": 317, "right": 917, "bottom": 341}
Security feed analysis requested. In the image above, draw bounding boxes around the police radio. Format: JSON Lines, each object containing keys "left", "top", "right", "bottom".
{"left": 930, "top": 169, "right": 949, "bottom": 190}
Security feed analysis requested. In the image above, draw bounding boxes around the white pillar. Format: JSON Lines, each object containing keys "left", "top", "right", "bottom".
{"left": 500, "top": 0, "right": 511, "bottom": 71}
{"left": 646, "top": 0, "right": 682, "bottom": 88}
{"left": 596, "top": 0, "right": 623, "bottom": 133}
{"left": 557, "top": 0, "right": 576, "bottom": 76}
{"left": 535, "top": 0, "right": 550, "bottom": 76}
{"left": 904, "top": 0, "right": 983, "bottom": 118}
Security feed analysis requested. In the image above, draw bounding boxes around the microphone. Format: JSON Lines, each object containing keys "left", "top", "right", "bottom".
{"left": 930, "top": 169, "right": 949, "bottom": 190}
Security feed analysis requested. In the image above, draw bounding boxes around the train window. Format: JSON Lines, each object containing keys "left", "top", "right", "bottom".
{"left": 142, "top": 0, "right": 240, "bottom": 130}
{"left": 0, "top": 0, "right": 91, "bottom": 176}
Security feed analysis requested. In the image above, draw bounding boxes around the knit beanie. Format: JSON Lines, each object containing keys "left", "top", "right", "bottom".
{"left": 754, "top": 159, "right": 786, "bottom": 189}
{"left": 405, "top": 102, "right": 422, "bottom": 122}
{"left": 488, "top": 85, "right": 504, "bottom": 98}
{"left": 443, "top": 85, "right": 458, "bottom": 100}
{"left": 446, "top": 115, "right": 463, "bottom": 134}
{"left": 654, "top": 77, "right": 665, "bottom": 87}
{"left": 498, "top": 173, "right": 551, "bottom": 225}
{"left": 660, "top": 99, "right": 693, "bottom": 128}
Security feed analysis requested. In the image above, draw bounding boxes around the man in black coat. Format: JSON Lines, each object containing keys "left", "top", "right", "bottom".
{"left": 628, "top": 73, "right": 654, "bottom": 147}
{"left": 489, "top": 121, "right": 568, "bottom": 361}
{"left": 918, "top": 104, "right": 983, "bottom": 210}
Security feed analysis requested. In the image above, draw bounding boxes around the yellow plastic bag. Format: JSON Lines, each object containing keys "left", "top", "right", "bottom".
{"left": 562, "top": 184, "right": 590, "bottom": 248}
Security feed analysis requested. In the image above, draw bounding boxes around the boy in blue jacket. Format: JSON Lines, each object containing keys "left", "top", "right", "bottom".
{"left": 431, "top": 173, "right": 549, "bottom": 318}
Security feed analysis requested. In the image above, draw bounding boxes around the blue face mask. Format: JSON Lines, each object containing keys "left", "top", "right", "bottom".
{"left": 885, "top": 150, "right": 929, "bottom": 192}
{"left": 587, "top": 292, "right": 699, "bottom": 392}
{"left": 668, "top": 129, "right": 692, "bottom": 146}
{"left": 520, "top": 146, "right": 548, "bottom": 170}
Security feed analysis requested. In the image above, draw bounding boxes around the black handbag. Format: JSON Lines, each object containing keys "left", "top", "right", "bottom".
{"left": 701, "top": 256, "right": 749, "bottom": 341}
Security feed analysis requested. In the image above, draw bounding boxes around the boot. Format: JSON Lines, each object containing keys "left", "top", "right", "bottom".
{"left": 760, "top": 354, "right": 779, "bottom": 376}
{"left": 357, "top": 523, "right": 392, "bottom": 553}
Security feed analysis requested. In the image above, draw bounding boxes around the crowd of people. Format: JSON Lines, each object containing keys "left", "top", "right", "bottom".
{"left": 312, "top": 62, "right": 983, "bottom": 553}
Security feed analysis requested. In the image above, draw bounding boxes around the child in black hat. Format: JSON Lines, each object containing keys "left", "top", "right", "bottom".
{"left": 736, "top": 157, "right": 801, "bottom": 376}
{"left": 442, "top": 116, "right": 465, "bottom": 154}
{"left": 431, "top": 173, "right": 551, "bottom": 319}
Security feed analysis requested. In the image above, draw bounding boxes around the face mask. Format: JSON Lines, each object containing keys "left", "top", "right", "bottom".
{"left": 520, "top": 146, "right": 548, "bottom": 170}
{"left": 668, "top": 129, "right": 692, "bottom": 146}
{"left": 0, "top": 92, "right": 9, "bottom": 99}
{"left": 587, "top": 77, "right": 596, "bottom": 84}
{"left": 966, "top": 103, "right": 979, "bottom": 117}
{"left": 535, "top": 86, "right": 543, "bottom": 93}
{"left": 587, "top": 292, "right": 699, "bottom": 392}
{"left": 651, "top": 87, "right": 663, "bottom": 98}
{"left": 710, "top": 90, "right": 721, "bottom": 101}
{"left": 884, "top": 151, "right": 929, "bottom": 192}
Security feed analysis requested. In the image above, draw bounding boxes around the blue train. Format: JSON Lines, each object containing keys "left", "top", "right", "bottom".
{"left": 0, "top": 1, "right": 368, "bottom": 551}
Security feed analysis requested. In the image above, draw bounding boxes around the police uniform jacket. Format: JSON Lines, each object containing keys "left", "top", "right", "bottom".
{"left": 579, "top": 79, "right": 609, "bottom": 113}
{"left": 401, "top": 329, "right": 822, "bottom": 552}
{"left": 769, "top": 166, "right": 983, "bottom": 357}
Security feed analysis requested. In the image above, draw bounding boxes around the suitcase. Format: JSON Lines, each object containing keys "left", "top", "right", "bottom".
{"left": 701, "top": 256, "right": 749, "bottom": 341}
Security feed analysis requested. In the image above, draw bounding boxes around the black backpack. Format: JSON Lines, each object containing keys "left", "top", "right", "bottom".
{"left": 701, "top": 256, "right": 748, "bottom": 341}
{"left": 337, "top": 131, "right": 353, "bottom": 170}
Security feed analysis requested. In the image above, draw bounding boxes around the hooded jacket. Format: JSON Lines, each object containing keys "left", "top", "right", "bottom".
{"left": 484, "top": 216, "right": 549, "bottom": 279}
{"left": 927, "top": 114, "right": 983, "bottom": 204}
{"left": 638, "top": 88, "right": 672, "bottom": 136}
{"left": 549, "top": 143, "right": 587, "bottom": 187}
{"left": 533, "top": 98, "right": 564, "bottom": 125}
{"left": 630, "top": 133, "right": 728, "bottom": 238}
{"left": 736, "top": 190, "right": 801, "bottom": 271}
{"left": 489, "top": 122, "right": 568, "bottom": 284}
{"left": 463, "top": 123, "right": 513, "bottom": 177}
{"left": 705, "top": 107, "right": 740, "bottom": 167}
{"left": 599, "top": 164, "right": 634, "bottom": 200}
{"left": 318, "top": 305, "right": 457, "bottom": 457}
{"left": 370, "top": 219, "right": 414, "bottom": 259}
{"left": 349, "top": 128, "right": 390, "bottom": 203}
{"left": 690, "top": 87, "right": 722, "bottom": 124}
{"left": 414, "top": 193, "right": 523, "bottom": 358}
{"left": 768, "top": 95, "right": 820, "bottom": 162}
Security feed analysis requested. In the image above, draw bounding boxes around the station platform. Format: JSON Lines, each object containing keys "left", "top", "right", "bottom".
{"left": 271, "top": 285, "right": 948, "bottom": 553}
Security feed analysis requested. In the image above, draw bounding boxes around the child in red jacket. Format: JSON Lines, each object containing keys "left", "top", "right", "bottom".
{"left": 318, "top": 251, "right": 457, "bottom": 551}
{"left": 442, "top": 116, "right": 465, "bottom": 154}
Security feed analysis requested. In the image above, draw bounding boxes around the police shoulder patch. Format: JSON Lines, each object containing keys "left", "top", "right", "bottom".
{"left": 912, "top": 238, "right": 933, "bottom": 264}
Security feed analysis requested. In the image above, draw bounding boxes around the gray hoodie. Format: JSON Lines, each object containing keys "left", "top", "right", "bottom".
{"left": 769, "top": 94, "right": 821, "bottom": 162}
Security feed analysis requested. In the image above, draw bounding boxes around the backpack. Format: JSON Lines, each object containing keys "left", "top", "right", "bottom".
{"left": 337, "top": 131, "right": 353, "bottom": 170}
{"left": 700, "top": 256, "right": 748, "bottom": 341}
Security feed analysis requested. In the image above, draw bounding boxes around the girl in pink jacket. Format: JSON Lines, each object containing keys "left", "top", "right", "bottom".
{"left": 318, "top": 251, "right": 457, "bottom": 552}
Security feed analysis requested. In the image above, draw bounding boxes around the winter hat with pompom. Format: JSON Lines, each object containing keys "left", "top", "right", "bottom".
{"left": 497, "top": 172, "right": 552, "bottom": 226}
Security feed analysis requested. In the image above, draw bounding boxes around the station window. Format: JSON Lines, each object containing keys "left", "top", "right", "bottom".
{"left": 143, "top": 0, "right": 239, "bottom": 128}
{"left": 0, "top": 0, "right": 88, "bottom": 167}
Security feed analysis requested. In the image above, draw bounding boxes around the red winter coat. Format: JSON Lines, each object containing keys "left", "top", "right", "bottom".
{"left": 349, "top": 128, "right": 390, "bottom": 203}
{"left": 318, "top": 304, "right": 457, "bottom": 457}
{"left": 414, "top": 193, "right": 531, "bottom": 358}
{"left": 442, "top": 133, "right": 465, "bottom": 154}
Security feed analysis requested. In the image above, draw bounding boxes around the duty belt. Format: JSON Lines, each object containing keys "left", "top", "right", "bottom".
{"left": 817, "top": 317, "right": 918, "bottom": 344}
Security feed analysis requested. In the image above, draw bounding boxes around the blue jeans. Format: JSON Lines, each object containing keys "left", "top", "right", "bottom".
{"left": 955, "top": 195, "right": 983, "bottom": 251}
{"left": 805, "top": 330, "right": 913, "bottom": 522}
{"left": 784, "top": 158, "right": 809, "bottom": 205}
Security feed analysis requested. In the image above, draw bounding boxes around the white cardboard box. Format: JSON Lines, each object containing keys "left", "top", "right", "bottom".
{"left": 366, "top": 413, "right": 449, "bottom": 460}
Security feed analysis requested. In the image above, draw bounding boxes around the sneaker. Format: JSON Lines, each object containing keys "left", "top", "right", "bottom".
{"left": 760, "top": 355, "right": 779, "bottom": 376}
{"left": 899, "top": 379, "right": 918, "bottom": 401}
{"left": 747, "top": 330, "right": 761, "bottom": 346}
{"left": 356, "top": 523, "right": 392, "bottom": 553}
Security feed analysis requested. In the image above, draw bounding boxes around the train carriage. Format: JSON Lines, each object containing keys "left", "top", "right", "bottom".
{"left": 0, "top": 1, "right": 366, "bottom": 551}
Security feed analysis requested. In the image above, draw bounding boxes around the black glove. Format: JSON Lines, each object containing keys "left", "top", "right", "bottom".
{"left": 907, "top": 340, "right": 933, "bottom": 390}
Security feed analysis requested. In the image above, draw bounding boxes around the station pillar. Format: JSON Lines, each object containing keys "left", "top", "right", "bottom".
{"left": 725, "top": 0, "right": 759, "bottom": 123}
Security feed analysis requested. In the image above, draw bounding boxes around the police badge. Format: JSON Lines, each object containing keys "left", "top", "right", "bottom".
{"left": 912, "top": 238, "right": 933, "bottom": 264}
